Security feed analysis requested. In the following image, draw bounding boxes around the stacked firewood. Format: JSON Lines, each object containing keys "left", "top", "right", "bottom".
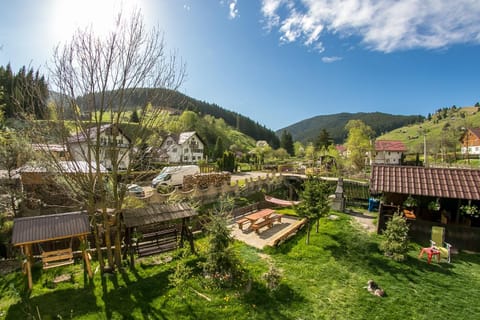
{"left": 183, "top": 172, "right": 231, "bottom": 190}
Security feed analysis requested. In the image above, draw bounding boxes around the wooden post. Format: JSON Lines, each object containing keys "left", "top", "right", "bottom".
{"left": 24, "top": 244, "right": 33, "bottom": 290}
{"left": 80, "top": 236, "right": 93, "bottom": 278}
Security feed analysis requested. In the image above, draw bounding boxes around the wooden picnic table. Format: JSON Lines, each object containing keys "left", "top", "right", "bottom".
{"left": 237, "top": 208, "right": 276, "bottom": 231}
{"left": 245, "top": 208, "right": 275, "bottom": 223}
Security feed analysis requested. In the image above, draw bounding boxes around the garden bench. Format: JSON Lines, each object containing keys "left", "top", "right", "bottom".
{"left": 251, "top": 218, "right": 273, "bottom": 234}
{"left": 270, "top": 214, "right": 283, "bottom": 223}
{"left": 136, "top": 228, "right": 177, "bottom": 257}
{"left": 42, "top": 248, "right": 74, "bottom": 269}
{"left": 236, "top": 217, "right": 250, "bottom": 230}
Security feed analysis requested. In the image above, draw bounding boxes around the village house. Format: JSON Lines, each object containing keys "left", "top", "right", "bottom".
{"left": 158, "top": 131, "right": 204, "bottom": 163}
{"left": 68, "top": 124, "right": 131, "bottom": 170}
{"left": 32, "top": 143, "right": 70, "bottom": 161}
{"left": 460, "top": 127, "right": 480, "bottom": 156}
{"left": 370, "top": 140, "right": 406, "bottom": 165}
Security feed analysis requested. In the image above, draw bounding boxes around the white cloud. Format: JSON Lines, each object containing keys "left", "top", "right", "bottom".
{"left": 261, "top": 0, "right": 480, "bottom": 53}
{"left": 183, "top": 4, "right": 191, "bottom": 11}
{"left": 229, "top": 0, "right": 239, "bottom": 19}
{"left": 321, "top": 56, "right": 342, "bottom": 63}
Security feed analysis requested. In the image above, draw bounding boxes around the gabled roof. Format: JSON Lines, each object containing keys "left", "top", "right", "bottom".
{"left": 178, "top": 131, "right": 197, "bottom": 145}
{"left": 370, "top": 165, "right": 480, "bottom": 200}
{"left": 122, "top": 203, "right": 198, "bottom": 228}
{"left": 19, "top": 161, "right": 107, "bottom": 174}
{"left": 375, "top": 140, "right": 407, "bottom": 152}
{"left": 469, "top": 128, "right": 480, "bottom": 138}
{"left": 12, "top": 211, "right": 90, "bottom": 246}
{"left": 161, "top": 131, "right": 204, "bottom": 148}
{"left": 460, "top": 128, "right": 480, "bottom": 142}
{"left": 68, "top": 124, "right": 131, "bottom": 144}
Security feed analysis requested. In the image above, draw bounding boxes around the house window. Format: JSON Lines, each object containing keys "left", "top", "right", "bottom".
{"left": 184, "top": 156, "right": 189, "bottom": 161}
{"left": 172, "top": 148, "right": 177, "bottom": 152}
{"left": 184, "top": 148, "right": 189, "bottom": 153}
{"left": 167, "top": 140, "right": 172, "bottom": 145}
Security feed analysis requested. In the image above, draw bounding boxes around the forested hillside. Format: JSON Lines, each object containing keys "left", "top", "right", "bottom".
{"left": 75, "top": 88, "right": 280, "bottom": 148}
{"left": 278, "top": 112, "right": 424, "bottom": 144}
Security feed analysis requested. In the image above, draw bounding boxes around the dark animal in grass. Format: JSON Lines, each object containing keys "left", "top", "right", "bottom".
{"left": 366, "top": 280, "right": 385, "bottom": 297}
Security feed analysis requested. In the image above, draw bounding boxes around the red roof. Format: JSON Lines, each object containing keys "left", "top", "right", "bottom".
{"left": 335, "top": 145, "right": 346, "bottom": 152}
{"left": 370, "top": 165, "right": 480, "bottom": 200}
{"left": 375, "top": 140, "right": 407, "bottom": 152}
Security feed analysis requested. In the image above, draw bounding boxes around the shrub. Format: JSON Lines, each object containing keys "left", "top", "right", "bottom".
{"left": 380, "top": 212, "right": 410, "bottom": 261}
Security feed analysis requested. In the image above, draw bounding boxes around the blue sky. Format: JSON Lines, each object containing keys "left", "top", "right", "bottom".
{"left": 1, "top": 0, "right": 480, "bottom": 131}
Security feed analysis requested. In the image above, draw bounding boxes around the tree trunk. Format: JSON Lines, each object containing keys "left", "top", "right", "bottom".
{"left": 114, "top": 213, "right": 122, "bottom": 269}
{"left": 316, "top": 219, "right": 320, "bottom": 233}
{"left": 93, "top": 222, "right": 105, "bottom": 272}
{"left": 102, "top": 207, "right": 114, "bottom": 270}
{"left": 306, "top": 221, "right": 311, "bottom": 245}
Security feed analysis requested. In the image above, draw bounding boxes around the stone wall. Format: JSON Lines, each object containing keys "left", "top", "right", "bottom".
{"left": 147, "top": 173, "right": 284, "bottom": 204}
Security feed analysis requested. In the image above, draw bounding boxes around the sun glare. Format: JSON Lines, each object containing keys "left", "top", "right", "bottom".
{"left": 49, "top": 0, "right": 144, "bottom": 43}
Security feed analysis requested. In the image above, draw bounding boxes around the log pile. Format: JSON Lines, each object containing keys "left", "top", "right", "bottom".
{"left": 183, "top": 172, "right": 231, "bottom": 190}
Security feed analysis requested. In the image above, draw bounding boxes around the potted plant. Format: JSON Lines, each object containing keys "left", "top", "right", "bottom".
{"left": 428, "top": 199, "right": 441, "bottom": 211}
{"left": 460, "top": 203, "right": 479, "bottom": 218}
{"left": 403, "top": 195, "right": 417, "bottom": 208}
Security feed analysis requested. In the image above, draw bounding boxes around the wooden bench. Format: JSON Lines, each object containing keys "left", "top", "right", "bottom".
{"left": 42, "top": 248, "right": 74, "bottom": 269}
{"left": 270, "top": 214, "right": 283, "bottom": 223}
{"left": 236, "top": 217, "right": 251, "bottom": 230}
{"left": 136, "top": 228, "right": 177, "bottom": 257}
{"left": 267, "top": 218, "right": 307, "bottom": 247}
{"left": 251, "top": 218, "right": 274, "bottom": 234}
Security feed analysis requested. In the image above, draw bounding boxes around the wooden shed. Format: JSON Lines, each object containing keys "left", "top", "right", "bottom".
{"left": 121, "top": 203, "right": 198, "bottom": 266}
{"left": 371, "top": 164, "right": 480, "bottom": 250}
{"left": 12, "top": 212, "right": 93, "bottom": 289}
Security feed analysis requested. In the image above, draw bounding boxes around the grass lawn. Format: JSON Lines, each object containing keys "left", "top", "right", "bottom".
{"left": 2, "top": 213, "right": 480, "bottom": 319}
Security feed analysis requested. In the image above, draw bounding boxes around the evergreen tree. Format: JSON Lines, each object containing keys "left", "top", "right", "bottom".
{"left": 213, "top": 136, "right": 224, "bottom": 161}
{"left": 130, "top": 109, "right": 140, "bottom": 123}
{"left": 218, "top": 151, "right": 235, "bottom": 172}
{"left": 380, "top": 212, "right": 409, "bottom": 261}
{"left": 280, "top": 130, "right": 294, "bottom": 156}
{"left": 0, "top": 64, "right": 48, "bottom": 120}
{"left": 315, "top": 128, "right": 332, "bottom": 150}
{"left": 201, "top": 198, "right": 243, "bottom": 287}
{"left": 296, "top": 177, "right": 331, "bottom": 244}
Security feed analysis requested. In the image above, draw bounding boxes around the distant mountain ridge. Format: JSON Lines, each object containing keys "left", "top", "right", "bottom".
{"left": 277, "top": 112, "right": 424, "bottom": 144}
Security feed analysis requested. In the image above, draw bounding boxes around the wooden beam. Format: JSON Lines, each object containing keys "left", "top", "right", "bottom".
{"left": 80, "top": 236, "right": 93, "bottom": 278}
{"left": 24, "top": 244, "right": 33, "bottom": 290}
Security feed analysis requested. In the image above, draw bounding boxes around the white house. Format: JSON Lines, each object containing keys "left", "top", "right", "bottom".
{"left": 159, "top": 131, "right": 205, "bottom": 163}
{"left": 370, "top": 140, "right": 406, "bottom": 165}
{"left": 68, "top": 124, "right": 131, "bottom": 170}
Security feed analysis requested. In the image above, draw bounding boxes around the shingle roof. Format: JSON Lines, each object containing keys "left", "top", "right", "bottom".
{"left": 122, "top": 203, "right": 198, "bottom": 228}
{"left": 68, "top": 124, "right": 131, "bottom": 144}
{"left": 375, "top": 140, "right": 407, "bottom": 152}
{"left": 12, "top": 212, "right": 90, "bottom": 246}
{"left": 370, "top": 165, "right": 480, "bottom": 200}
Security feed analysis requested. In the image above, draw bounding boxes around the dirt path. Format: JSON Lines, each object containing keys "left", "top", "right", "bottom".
{"left": 347, "top": 210, "right": 377, "bottom": 233}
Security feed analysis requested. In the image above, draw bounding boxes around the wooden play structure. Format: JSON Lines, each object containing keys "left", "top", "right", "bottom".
{"left": 11, "top": 211, "right": 93, "bottom": 290}
{"left": 121, "top": 203, "right": 198, "bottom": 266}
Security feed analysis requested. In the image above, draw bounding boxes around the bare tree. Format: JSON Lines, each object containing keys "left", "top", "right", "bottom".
{"left": 35, "top": 8, "right": 186, "bottom": 272}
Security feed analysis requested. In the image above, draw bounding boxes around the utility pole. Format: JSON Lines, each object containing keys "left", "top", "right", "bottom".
{"left": 423, "top": 132, "right": 428, "bottom": 167}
